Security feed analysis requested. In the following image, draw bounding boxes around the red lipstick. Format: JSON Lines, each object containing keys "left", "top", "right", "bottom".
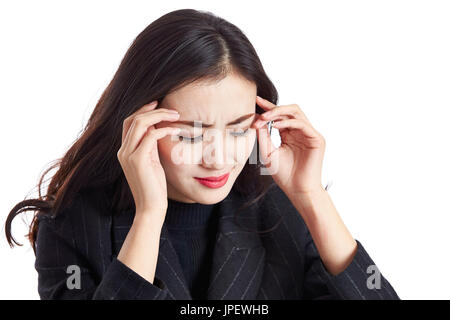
{"left": 194, "top": 173, "right": 230, "bottom": 189}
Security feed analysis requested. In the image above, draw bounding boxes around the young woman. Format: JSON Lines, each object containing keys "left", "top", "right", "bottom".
{"left": 5, "top": 9, "right": 400, "bottom": 300}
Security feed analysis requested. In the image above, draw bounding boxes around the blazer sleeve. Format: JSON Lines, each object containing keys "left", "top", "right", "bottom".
{"left": 34, "top": 200, "right": 169, "bottom": 300}
{"left": 302, "top": 228, "right": 401, "bottom": 300}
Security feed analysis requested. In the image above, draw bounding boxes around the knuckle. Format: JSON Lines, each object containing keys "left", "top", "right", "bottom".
{"left": 128, "top": 153, "right": 139, "bottom": 164}
{"left": 147, "top": 128, "right": 157, "bottom": 138}
{"left": 123, "top": 116, "right": 132, "bottom": 127}
{"left": 133, "top": 117, "right": 144, "bottom": 127}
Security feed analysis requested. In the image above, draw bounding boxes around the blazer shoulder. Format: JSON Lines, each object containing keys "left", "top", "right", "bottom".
{"left": 37, "top": 187, "right": 109, "bottom": 239}
{"left": 35, "top": 187, "right": 113, "bottom": 275}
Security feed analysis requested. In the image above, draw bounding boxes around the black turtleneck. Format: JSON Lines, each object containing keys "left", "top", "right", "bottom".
{"left": 164, "top": 197, "right": 220, "bottom": 300}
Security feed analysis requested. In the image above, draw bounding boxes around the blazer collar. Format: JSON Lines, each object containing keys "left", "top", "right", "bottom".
{"left": 156, "top": 188, "right": 266, "bottom": 300}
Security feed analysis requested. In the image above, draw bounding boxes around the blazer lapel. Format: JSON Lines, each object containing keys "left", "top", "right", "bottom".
{"left": 157, "top": 226, "right": 193, "bottom": 299}
{"left": 205, "top": 193, "right": 266, "bottom": 300}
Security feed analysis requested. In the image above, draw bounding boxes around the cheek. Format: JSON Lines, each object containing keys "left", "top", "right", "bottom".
{"left": 158, "top": 137, "right": 198, "bottom": 168}
{"left": 247, "top": 129, "right": 257, "bottom": 148}
{"left": 156, "top": 138, "right": 172, "bottom": 160}
{"left": 157, "top": 139, "right": 192, "bottom": 180}
{"left": 230, "top": 131, "right": 256, "bottom": 163}
{"left": 241, "top": 130, "right": 257, "bottom": 154}
{"left": 156, "top": 137, "right": 183, "bottom": 169}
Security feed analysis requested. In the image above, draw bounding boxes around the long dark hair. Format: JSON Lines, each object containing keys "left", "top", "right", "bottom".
{"left": 5, "top": 8, "right": 282, "bottom": 253}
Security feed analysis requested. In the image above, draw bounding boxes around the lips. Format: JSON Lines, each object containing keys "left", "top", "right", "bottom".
{"left": 195, "top": 173, "right": 229, "bottom": 181}
{"left": 194, "top": 173, "right": 230, "bottom": 189}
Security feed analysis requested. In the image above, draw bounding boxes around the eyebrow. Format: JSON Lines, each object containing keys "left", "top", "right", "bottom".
{"left": 173, "top": 113, "right": 255, "bottom": 128}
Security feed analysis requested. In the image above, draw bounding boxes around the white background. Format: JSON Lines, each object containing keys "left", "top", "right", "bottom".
{"left": 1, "top": 0, "right": 449, "bottom": 300}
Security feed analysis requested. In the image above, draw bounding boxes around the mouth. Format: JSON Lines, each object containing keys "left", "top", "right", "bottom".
{"left": 194, "top": 173, "right": 230, "bottom": 189}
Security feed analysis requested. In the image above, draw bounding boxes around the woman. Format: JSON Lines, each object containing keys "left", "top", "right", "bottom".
{"left": 5, "top": 8, "right": 400, "bottom": 300}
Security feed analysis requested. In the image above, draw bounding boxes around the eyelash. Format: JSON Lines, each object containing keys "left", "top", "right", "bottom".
{"left": 178, "top": 128, "right": 250, "bottom": 144}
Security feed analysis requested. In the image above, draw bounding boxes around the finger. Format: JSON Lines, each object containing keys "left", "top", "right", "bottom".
{"left": 253, "top": 114, "right": 290, "bottom": 129}
{"left": 122, "top": 108, "right": 179, "bottom": 145}
{"left": 121, "top": 119, "right": 137, "bottom": 157}
{"left": 121, "top": 101, "right": 179, "bottom": 145}
{"left": 260, "top": 105, "right": 303, "bottom": 121}
{"left": 256, "top": 123, "right": 277, "bottom": 167}
{"left": 123, "top": 112, "right": 180, "bottom": 154}
{"left": 255, "top": 95, "right": 277, "bottom": 111}
{"left": 133, "top": 126, "right": 181, "bottom": 158}
{"left": 272, "top": 118, "right": 319, "bottom": 139}
{"left": 122, "top": 101, "right": 158, "bottom": 144}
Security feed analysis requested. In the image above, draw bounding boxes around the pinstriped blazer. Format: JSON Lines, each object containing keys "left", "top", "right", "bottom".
{"left": 34, "top": 183, "right": 400, "bottom": 300}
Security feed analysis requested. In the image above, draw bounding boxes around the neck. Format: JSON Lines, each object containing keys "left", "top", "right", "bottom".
{"left": 164, "top": 197, "right": 217, "bottom": 227}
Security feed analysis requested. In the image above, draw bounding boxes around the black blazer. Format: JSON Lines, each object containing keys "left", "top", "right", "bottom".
{"left": 34, "top": 183, "right": 400, "bottom": 300}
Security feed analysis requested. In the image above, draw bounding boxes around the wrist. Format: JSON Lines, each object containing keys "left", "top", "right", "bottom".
{"left": 288, "top": 187, "right": 330, "bottom": 223}
{"left": 133, "top": 209, "right": 166, "bottom": 228}
{"left": 288, "top": 186, "right": 327, "bottom": 203}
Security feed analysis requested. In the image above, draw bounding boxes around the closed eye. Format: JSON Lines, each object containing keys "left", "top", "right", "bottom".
{"left": 178, "top": 135, "right": 202, "bottom": 144}
{"left": 230, "top": 128, "right": 250, "bottom": 137}
{"left": 178, "top": 128, "right": 250, "bottom": 144}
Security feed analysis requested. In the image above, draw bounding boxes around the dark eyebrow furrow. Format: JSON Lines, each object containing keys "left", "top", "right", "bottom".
{"left": 173, "top": 113, "right": 255, "bottom": 128}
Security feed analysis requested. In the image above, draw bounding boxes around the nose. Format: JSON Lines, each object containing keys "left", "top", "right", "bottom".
{"left": 200, "top": 131, "right": 233, "bottom": 170}
{"left": 201, "top": 143, "right": 226, "bottom": 171}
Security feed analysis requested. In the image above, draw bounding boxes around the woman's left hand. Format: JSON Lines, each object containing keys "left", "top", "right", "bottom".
{"left": 252, "top": 95, "right": 326, "bottom": 196}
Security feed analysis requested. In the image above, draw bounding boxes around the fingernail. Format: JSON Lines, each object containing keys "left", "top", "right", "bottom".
{"left": 168, "top": 109, "right": 179, "bottom": 114}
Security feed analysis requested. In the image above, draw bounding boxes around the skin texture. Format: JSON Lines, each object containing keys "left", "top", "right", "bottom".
{"left": 155, "top": 72, "right": 258, "bottom": 204}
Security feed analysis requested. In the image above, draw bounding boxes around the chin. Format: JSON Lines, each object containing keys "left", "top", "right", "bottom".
{"left": 190, "top": 183, "right": 235, "bottom": 205}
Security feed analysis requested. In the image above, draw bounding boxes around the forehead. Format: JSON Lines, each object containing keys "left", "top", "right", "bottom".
{"left": 162, "top": 73, "right": 257, "bottom": 119}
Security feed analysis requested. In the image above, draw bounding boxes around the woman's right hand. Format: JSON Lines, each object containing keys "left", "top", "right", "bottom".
{"left": 117, "top": 100, "right": 181, "bottom": 222}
